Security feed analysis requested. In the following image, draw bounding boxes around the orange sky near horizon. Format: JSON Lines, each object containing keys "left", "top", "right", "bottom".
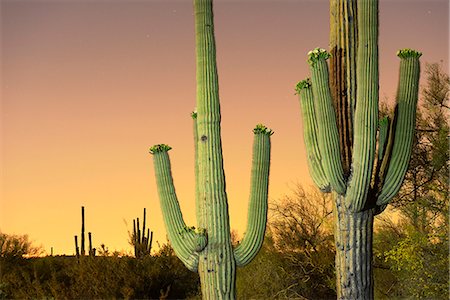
{"left": 1, "top": 0, "right": 448, "bottom": 256}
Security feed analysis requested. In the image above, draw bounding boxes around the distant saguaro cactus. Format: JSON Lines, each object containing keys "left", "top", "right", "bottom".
{"left": 88, "top": 232, "right": 96, "bottom": 257}
{"left": 81, "top": 206, "right": 85, "bottom": 256}
{"left": 132, "top": 208, "right": 153, "bottom": 258}
{"left": 295, "top": 0, "right": 421, "bottom": 298}
{"left": 74, "top": 235, "right": 80, "bottom": 259}
{"left": 74, "top": 206, "right": 96, "bottom": 257}
{"left": 150, "top": 0, "right": 273, "bottom": 298}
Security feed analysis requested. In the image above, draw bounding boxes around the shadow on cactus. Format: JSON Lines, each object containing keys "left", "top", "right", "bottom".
{"left": 295, "top": 1, "right": 421, "bottom": 298}
{"left": 149, "top": 0, "right": 273, "bottom": 299}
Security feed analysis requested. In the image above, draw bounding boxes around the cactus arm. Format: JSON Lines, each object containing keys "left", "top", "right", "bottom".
{"left": 345, "top": 0, "right": 379, "bottom": 212}
{"left": 296, "top": 79, "right": 330, "bottom": 192}
{"left": 148, "top": 229, "right": 153, "bottom": 253}
{"left": 378, "top": 116, "right": 390, "bottom": 160}
{"left": 373, "top": 108, "right": 397, "bottom": 193}
{"left": 150, "top": 145, "right": 207, "bottom": 271}
{"left": 234, "top": 125, "right": 273, "bottom": 267}
{"left": 377, "top": 49, "right": 421, "bottom": 205}
{"left": 142, "top": 208, "right": 146, "bottom": 244}
{"left": 308, "top": 49, "right": 346, "bottom": 195}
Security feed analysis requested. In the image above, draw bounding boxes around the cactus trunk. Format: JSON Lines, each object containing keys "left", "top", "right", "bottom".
{"left": 150, "top": 0, "right": 272, "bottom": 297}
{"left": 81, "top": 206, "right": 85, "bottom": 256}
{"left": 194, "top": 0, "right": 236, "bottom": 297}
{"left": 74, "top": 235, "right": 80, "bottom": 259}
{"left": 334, "top": 194, "right": 374, "bottom": 299}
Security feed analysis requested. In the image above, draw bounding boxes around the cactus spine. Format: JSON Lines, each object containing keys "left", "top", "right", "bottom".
{"left": 150, "top": 0, "right": 272, "bottom": 298}
{"left": 133, "top": 208, "right": 153, "bottom": 258}
{"left": 296, "top": 1, "right": 421, "bottom": 298}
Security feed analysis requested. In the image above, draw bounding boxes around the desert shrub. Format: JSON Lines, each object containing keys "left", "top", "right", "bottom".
{"left": 236, "top": 186, "right": 336, "bottom": 299}
{"left": 0, "top": 242, "right": 199, "bottom": 299}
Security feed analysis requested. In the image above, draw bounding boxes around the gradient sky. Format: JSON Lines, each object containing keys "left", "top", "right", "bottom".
{"left": 1, "top": 0, "right": 448, "bottom": 256}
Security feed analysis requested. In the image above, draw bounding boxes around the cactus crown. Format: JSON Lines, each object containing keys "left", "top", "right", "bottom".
{"left": 191, "top": 110, "right": 198, "bottom": 119}
{"left": 253, "top": 124, "right": 274, "bottom": 136}
{"left": 149, "top": 144, "right": 172, "bottom": 154}
{"left": 307, "top": 48, "right": 331, "bottom": 65}
{"left": 397, "top": 48, "right": 422, "bottom": 59}
{"left": 295, "top": 78, "right": 312, "bottom": 94}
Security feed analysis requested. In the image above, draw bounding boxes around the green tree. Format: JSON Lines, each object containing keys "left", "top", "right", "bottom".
{"left": 270, "top": 187, "right": 336, "bottom": 299}
{"left": 236, "top": 186, "right": 336, "bottom": 299}
{"left": 0, "top": 233, "right": 42, "bottom": 259}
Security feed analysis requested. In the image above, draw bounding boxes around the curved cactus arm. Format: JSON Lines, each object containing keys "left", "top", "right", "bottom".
{"left": 377, "top": 49, "right": 422, "bottom": 205}
{"left": 345, "top": 0, "right": 379, "bottom": 212}
{"left": 234, "top": 125, "right": 273, "bottom": 267}
{"left": 373, "top": 108, "right": 397, "bottom": 192}
{"left": 150, "top": 144, "right": 208, "bottom": 271}
{"left": 296, "top": 79, "right": 330, "bottom": 192}
{"left": 378, "top": 116, "right": 390, "bottom": 160}
{"left": 308, "top": 49, "right": 346, "bottom": 195}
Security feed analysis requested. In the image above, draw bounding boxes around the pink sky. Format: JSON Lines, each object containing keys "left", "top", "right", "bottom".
{"left": 1, "top": 0, "right": 448, "bottom": 255}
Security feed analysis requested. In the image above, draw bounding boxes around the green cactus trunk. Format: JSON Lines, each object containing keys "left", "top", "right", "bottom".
{"left": 296, "top": 0, "right": 421, "bottom": 298}
{"left": 150, "top": 0, "right": 272, "bottom": 298}
{"left": 334, "top": 194, "right": 374, "bottom": 299}
{"left": 194, "top": 1, "right": 236, "bottom": 296}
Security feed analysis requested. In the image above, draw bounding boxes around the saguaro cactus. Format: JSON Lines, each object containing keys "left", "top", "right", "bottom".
{"left": 132, "top": 208, "right": 153, "bottom": 258}
{"left": 295, "top": 1, "right": 421, "bottom": 299}
{"left": 149, "top": 0, "right": 273, "bottom": 298}
{"left": 74, "top": 235, "right": 80, "bottom": 259}
{"left": 81, "top": 206, "right": 85, "bottom": 256}
{"left": 88, "top": 232, "right": 96, "bottom": 257}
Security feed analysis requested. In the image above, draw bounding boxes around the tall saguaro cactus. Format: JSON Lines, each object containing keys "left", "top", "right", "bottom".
{"left": 150, "top": 0, "right": 273, "bottom": 298}
{"left": 81, "top": 206, "right": 85, "bottom": 256}
{"left": 295, "top": 1, "right": 421, "bottom": 298}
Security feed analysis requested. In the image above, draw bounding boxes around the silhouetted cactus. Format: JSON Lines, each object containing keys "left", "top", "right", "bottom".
{"left": 150, "top": 0, "right": 273, "bottom": 298}
{"left": 295, "top": 1, "right": 421, "bottom": 298}
{"left": 88, "top": 232, "right": 96, "bottom": 257}
{"left": 74, "top": 206, "right": 96, "bottom": 257}
{"left": 81, "top": 206, "right": 85, "bottom": 256}
{"left": 132, "top": 208, "right": 153, "bottom": 258}
{"left": 74, "top": 235, "right": 80, "bottom": 259}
